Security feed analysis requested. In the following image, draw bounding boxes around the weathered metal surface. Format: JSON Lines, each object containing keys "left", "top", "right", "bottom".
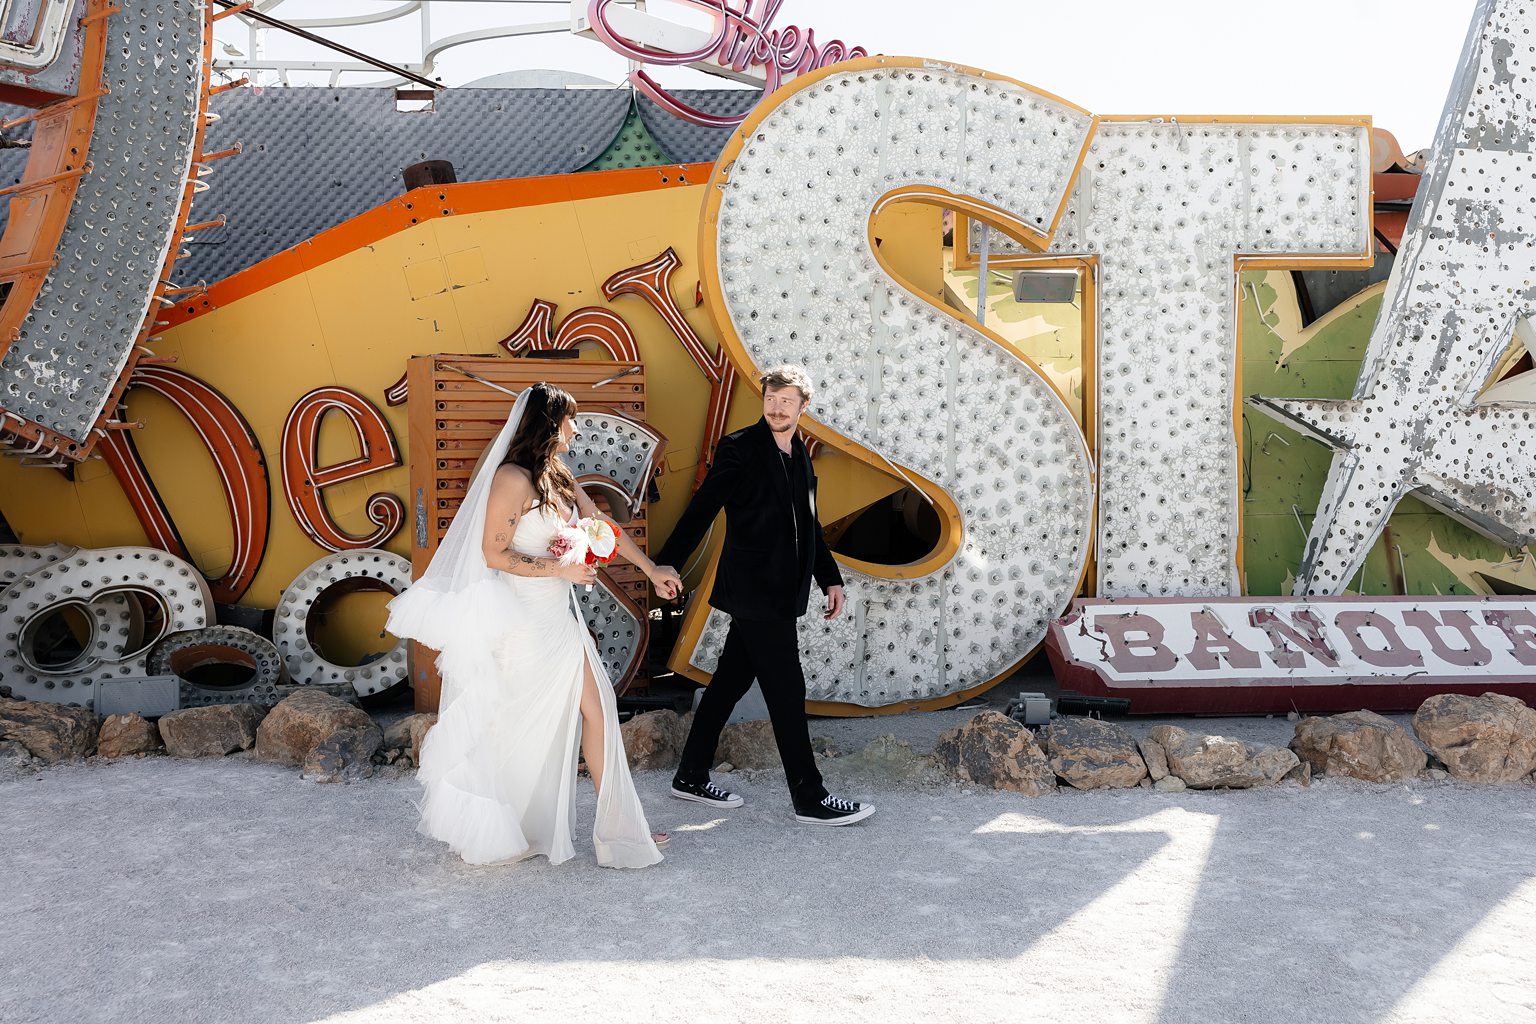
{"left": 1046, "top": 595, "right": 1536, "bottom": 714}
{"left": 1251, "top": 0, "right": 1536, "bottom": 595}
{"left": 1037, "top": 120, "right": 1373, "bottom": 598}
{"left": 272, "top": 548, "right": 410, "bottom": 698}
{"left": 0, "top": 0, "right": 205, "bottom": 456}
{"left": 0, "top": 546, "right": 212, "bottom": 707}
{"left": 0, "top": 0, "right": 86, "bottom": 99}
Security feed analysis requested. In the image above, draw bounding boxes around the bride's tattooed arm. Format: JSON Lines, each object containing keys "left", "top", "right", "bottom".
{"left": 482, "top": 466, "right": 560, "bottom": 577}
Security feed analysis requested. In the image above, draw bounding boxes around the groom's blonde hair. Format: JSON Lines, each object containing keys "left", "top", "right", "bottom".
{"left": 760, "top": 364, "right": 813, "bottom": 403}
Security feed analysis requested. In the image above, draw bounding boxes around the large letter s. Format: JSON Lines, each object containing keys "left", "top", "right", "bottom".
{"left": 686, "top": 57, "right": 1098, "bottom": 710}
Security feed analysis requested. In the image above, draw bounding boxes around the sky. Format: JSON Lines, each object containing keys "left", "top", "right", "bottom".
{"left": 218, "top": 1, "right": 1481, "bottom": 150}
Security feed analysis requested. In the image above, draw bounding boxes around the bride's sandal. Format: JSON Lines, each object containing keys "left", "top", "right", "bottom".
{"left": 652, "top": 832, "right": 670, "bottom": 849}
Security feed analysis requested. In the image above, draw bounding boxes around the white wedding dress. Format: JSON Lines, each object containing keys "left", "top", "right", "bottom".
{"left": 390, "top": 500, "right": 662, "bottom": 869}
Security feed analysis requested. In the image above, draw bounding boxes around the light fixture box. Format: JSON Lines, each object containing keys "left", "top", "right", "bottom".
{"left": 96, "top": 676, "right": 181, "bottom": 719}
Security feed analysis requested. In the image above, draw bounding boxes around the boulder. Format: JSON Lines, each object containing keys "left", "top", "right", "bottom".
{"left": 0, "top": 739, "right": 33, "bottom": 771}
{"left": 1154, "top": 775, "right": 1186, "bottom": 793}
{"left": 1413, "top": 693, "right": 1536, "bottom": 784}
{"left": 159, "top": 704, "right": 266, "bottom": 758}
{"left": 1139, "top": 737, "right": 1171, "bottom": 782}
{"left": 717, "top": 719, "right": 782, "bottom": 771}
{"left": 302, "top": 727, "right": 380, "bottom": 783}
{"left": 381, "top": 712, "right": 438, "bottom": 767}
{"left": 620, "top": 710, "right": 687, "bottom": 771}
{"left": 1249, "top": 746, "right": 1302, "bottom": 785}
{"left": 97, "top": 714, "right": 161, "bottom": 758}
{"left": 1148, "top": 725, "right": 1295, "bottom": 789}
{"left": 255, "top": 689, "right": 380, "bottom": 767}
{"left": 842, "top": 734, "right": 937, "bottom": 786}
{"left": 1290, "top": 710, "right": 1426, "bottom": 783}
{"left": 0, "top": 699, "right": 98, "bottom": 763}
{"left": 407, "top": 712, "right": 437, "bottom": 765}
{"left": 1041, "top": 717, "right": 1147, "bottom": 790}
{"left": 931, "top": 711, "right": 1056, "bottom": 796}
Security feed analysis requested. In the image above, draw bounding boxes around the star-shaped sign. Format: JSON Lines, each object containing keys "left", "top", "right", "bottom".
{"left": 1250, "top": 0, "right": 1536, "bottom": 596}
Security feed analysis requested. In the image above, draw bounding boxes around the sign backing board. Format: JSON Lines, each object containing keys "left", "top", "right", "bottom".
{"left": 1045, "top": 596, "right": 1536, "bottom": 715}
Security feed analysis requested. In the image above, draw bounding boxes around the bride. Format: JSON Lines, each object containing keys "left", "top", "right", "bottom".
{"left": 386, "top": 382, "right": 682, "bottom": 868}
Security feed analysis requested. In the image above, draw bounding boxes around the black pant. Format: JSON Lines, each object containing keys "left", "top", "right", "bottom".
{"left": 675, "top": 616, "right": 828, "bottom": 810}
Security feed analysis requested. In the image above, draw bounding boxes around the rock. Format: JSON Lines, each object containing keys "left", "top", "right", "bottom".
{"left": 159, "top": 704, "right": 266, "bottom": 758}
{"left": 1139, "top": 737, "right": 1170, "bottom": 781}
{"left": 0, "top": 739, "right": 33, "bottom": 770}
{"left": 1148, "top": 725, "right": 1292, "bottom": 789}
{"left": 380, "top": 712, "right": 438, "bottom": 767}
{"left": 1249, "top": 746, "right": 1302, "bottom": 785}
{"left": 1284, "top": 760, "right": 1312, "bottom": 787}
{"left": 381, "top": 716, "right": 413, "bottom": 752}
{"left": 717, "top": 719, "right": 782, "bottom": 771}
{"left": 255, "top": 689, "right": 380, "bottom": 767}
{"left": 1139, "top": 777, "right": 1153, "bottom": 789}
{"left": 811, "top": 734, "right": 840, "bottom": 758}
{"left": 1413, "top": 693, "right": 1536, "bottom": 784}
{"left": 1287, "top": 711, "right": 1300, "bottom": 722}
{"left": 0, "top": 699, "right": 98, "bottom": 763}
{"left": 1041, "top": 716, "right": 1147, "bottom": 789}
{"left": 717, "top": 762, "right": 735, "bottom": 773}
{"left": 302, "top": 727, "right": 380, "bottom": 783}
{"left": 931, "top": 711, "right": 1056, "bottom": 796}
{"left": 1290, "top": 710, "right": 1427, "bottom": 783}
{"left": 97, "top": 714, "right": 161, "bottom": 758}
{"left": 843, "top": 734, "right": 938, "bottom": 786}
{"left": 1154, "top": 775, "right": 1186, "bottom": 793}
{"left": 1426, "top": 768, "right": 1450, "bottom": 781}
{"left": 407, "top": 712, "right": 437, "bottom": 765}
{"left": 620, "top": 709, "right": 687, "bottom": 771}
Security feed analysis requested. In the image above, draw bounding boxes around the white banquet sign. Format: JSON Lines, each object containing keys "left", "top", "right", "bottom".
{"left": 1046, "top": 597, "right": 1536, "bottom": 714}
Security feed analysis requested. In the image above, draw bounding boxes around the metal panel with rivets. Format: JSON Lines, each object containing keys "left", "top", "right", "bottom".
{"left": 1250, "top": 0, "right": 1536, "bottom": 596}
{"left": 0, "top": 546, "right": 213, "bottom": 707}
{"left": 272, "top": 549, "right": 411, "bottom": 697}
{"left": 0, "top": 0, "right": 204, "bottom": 453}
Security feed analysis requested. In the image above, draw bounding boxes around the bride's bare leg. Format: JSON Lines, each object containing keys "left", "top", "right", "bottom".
{"left": 578, "top": 655, "right": 668, "bottom": 847}
{"left": 578, "top": 657, "right": 607, "bottom": 795}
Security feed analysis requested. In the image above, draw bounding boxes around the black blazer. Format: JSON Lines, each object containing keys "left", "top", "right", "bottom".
{"left": 657, "top": 419, "right": 843, "bottom": 621}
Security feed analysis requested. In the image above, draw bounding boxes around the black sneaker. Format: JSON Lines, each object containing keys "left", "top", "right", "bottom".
{"left": 670, "top": 778, "right": 743, "bottom": 808}
{"left": 794, "top": 795, "right": 876, "bottom": 826}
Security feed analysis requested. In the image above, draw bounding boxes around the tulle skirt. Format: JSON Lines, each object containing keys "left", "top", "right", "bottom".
{"left": 387, "top": 573, "right": 661, "bottom": 869}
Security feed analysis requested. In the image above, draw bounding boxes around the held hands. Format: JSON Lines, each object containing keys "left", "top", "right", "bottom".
{"left": 824, "top": 585, "right": 845, "bottom": 620}
{"left": 556, "top": 561, "right": 598, "bottom": 586}
{"left": 649, "top": 564, "right": 684, "bottom": 600}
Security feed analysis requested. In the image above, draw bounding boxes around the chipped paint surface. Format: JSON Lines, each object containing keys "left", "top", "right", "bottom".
{"left": 1252, "top": 0, "right": 1536, "bottom": 595}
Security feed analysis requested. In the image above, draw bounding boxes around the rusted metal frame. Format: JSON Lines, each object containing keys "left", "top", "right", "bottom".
{"left": 0, "top": 87, "right": 109, "bottom": 130}
{"left": 77, "top": 3, "right": 122, "bottom": 26}
{"left": 212, "top": 1, "right": 253, "bottom": 21}
{"left": 0, "top": 162, "right": 90, "bottom": 199}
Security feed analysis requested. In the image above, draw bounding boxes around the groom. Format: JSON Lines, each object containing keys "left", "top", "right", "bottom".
{"left": 653, "top": 365, "right": 875, "bottom": 825}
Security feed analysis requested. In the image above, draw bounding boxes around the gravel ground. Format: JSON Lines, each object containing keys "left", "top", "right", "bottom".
{"left": 2, "top": 702, "right": 1534, "bottom": 1024}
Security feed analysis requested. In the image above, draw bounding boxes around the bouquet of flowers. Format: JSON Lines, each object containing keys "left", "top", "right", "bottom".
{"left": 549, "top": 516, "right": 620, "bottom": 591}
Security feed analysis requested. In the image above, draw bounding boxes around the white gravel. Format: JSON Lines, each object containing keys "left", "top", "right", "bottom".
{"left": 3, "top": 711, "right": 1535, "bottom": 1024}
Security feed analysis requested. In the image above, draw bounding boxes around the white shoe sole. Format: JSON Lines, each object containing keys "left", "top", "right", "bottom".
{"left": 670, "top": 786, "right": 743, "bottom": 808}
{"left": 794, "top": 804, "right": 876, "bottom": 826}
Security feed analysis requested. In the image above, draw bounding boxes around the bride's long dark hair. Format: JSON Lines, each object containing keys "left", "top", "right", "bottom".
{"left": 501, "top": 382, "right": 578, "bottom": 511}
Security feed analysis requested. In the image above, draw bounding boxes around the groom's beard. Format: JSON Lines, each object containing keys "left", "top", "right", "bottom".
{"left": 767, "top": 414, "right": 797, "bottom": 435}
